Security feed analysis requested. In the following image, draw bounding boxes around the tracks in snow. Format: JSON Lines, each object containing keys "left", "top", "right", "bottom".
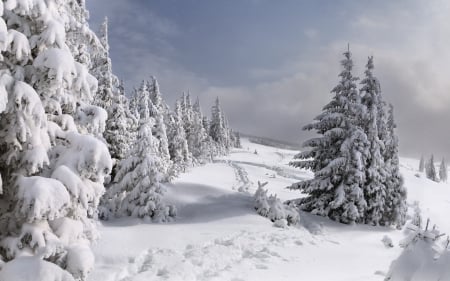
{"left": 229, "top": 161, "right": 252, "bottom": 192}
{"left": 117, "top": 230, "right": 311, "bottom": 281}
{"left": 213, "top": 159, "right": 253, "bottom": 193}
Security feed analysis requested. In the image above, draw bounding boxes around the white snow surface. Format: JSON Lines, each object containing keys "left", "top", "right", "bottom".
{"left": 90, "top": 138, "right": 449, "bottom": 281}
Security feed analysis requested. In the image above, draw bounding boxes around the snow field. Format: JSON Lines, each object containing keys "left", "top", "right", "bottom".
{"left": 90, "top": 138, "right": 450, "bottom": 281}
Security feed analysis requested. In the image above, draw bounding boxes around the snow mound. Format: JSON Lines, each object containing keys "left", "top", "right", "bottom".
{"left": 254, "top": 181, "right": 300, "bottom": 225}
{"left": 0, "top": 257, "right": 75, "bottom": 281}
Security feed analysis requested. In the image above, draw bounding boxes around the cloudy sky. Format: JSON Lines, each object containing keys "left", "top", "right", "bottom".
{"left": 87, "top": 0, "right": 450, "bottom": 158}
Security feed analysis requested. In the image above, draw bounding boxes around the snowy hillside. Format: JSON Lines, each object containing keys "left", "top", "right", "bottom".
{"left": 88, "top": 138, "right": 447, "bottom": 281}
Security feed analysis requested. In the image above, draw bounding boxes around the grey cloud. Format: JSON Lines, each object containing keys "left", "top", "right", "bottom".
{"left": 87, "top": 0, "right": 450, "bottom": 159}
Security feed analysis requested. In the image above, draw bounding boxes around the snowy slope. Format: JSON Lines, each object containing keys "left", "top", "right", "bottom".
{"left": 90, "top": 138, "right": 450, "bottom": 281}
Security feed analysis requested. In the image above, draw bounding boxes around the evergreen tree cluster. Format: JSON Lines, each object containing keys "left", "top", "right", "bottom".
{"left": 99, "top": 75, "right": 240, "bottom": 221}
{"left": 290, "top": 50, "right": 407, "bottom": 227}
{"left": 0, "top": 4, "right": 239, "bottom": 280}
{"left": 419, "top": 154, "right": 447, "bottom": 183}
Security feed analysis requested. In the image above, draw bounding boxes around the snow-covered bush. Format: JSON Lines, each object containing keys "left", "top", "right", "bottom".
{"left": 385, "top": 219, "right": 448, "bottom": 281}
{"left": 254, "top": 181, "right": 299, "bottom": 226}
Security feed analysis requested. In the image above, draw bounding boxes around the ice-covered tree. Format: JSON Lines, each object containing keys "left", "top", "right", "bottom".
{"left": 419, "top": 155, "right": 425, "bottom": 172}
{"left": 0, "top": 1, "right": 112, "bottom": 279}
{"left": 289, "top": 49, "right": 369, "bottom": 224}
{"left": 102, "top": 103, "right": 176, "bottom": 221}
{"left": 439, "top": 158, "right": 447, "bottom": 183}
{"left": 425, "top": 154, "right": 438, "bottom": 182}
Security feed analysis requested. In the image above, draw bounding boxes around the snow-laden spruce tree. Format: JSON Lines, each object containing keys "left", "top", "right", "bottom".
{"left": 419, "top": 155, "right": 425, "bottom": 172}
{"left": 439, "top": 158, "right": 447, "bottom": 182}
{"left": 201, "top": 115, "right": 217, "bottom": 161}
{"left": 222, "top": 112, "right": 232, "bottom": 151}
{"left": 92, "top": 19, "right": 135, "bottom": 162}
{"left": 289, "top": 49, "right": 369, "bottom": 224}
{"left": 359, "top": 56, "right": 405, "bottom": 226}
{"left": 187, "top": 97, "right": 209, "bottom": 162}
{"left": 234, "top": 132, "right": 242, "bottom": 148}
{"left": 0, "top": 1, "right": 112, "bottom": 279}
{"left": 381, "top": 104, "right": 407, "bottom": 227}
{"left": 360, "top": 56, "right": 388, "bottom": 225}
{"left": 210, "top": 97, "right": 229, "bottom": 154}
{"left": 92, "top": 17, "right": 116, "bottom": 111}
{"left": 103, "top": 82, "right": 136, "bottom": 163}
{"left": 180, "top": 92, "right": 206, "bottom": 163}
{"left": 102, "top": 100, "right": 176, "bottom": 221}
{"left": 425, "top": 154, "right": 438, "bottom": 182}
{"left": 168, "top": 100, "right": 192, "bottom": 175}
{"left": 146, "top": 77, "right": 171, "bottom": 177}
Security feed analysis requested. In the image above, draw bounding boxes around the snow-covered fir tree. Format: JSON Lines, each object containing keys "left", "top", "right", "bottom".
{"left": 146, "top": 77, "right": 171, "bottom": 178}
{"left": 234, "top": 132, "right": 242, "bottom": 148}
{"left": 425, "top": 154, "right": 437, "bottom": 182}
{"left": 103, "top": 81, "right": 136, "bottom": 163}
{"left": 168, "top": 100, "right": 192, "bottom": 174}
{"left": 201, "top": 115, "right": 217, "bottom": 160}
{"left": 102, "top": 101, "right": 176, "bottom": 221}
{"left": 92, "top": 19, "right": 135, "bottom": 163}
{"left": 210, "top": 97, "right": 229, "bottom": 154}
{"left": 188, "top": 97, "right": 209, "bottom": 162}
{"left": 0, "top": 1, "right": 112, "bottom": 279}
{"left": 360, "top": 56, "right": 406, "bottom": 227}
{"left": 290, "top": 51, "right": 406, "bottom": 227}
{"left": 381, "top": 104, "right": 407, "bottom": 227}
{"left": 289, "top": 49, "right": 369, "bottom": 224}
{"left": 92, "top": 17, "right": 116, "bottom": 111}
{"left": 419, "top": 155, "right": 425, "bottom": 172}
{"left": 222, "top": 112, "right": 232, "bottom": 151}
{"left": 439, "top": 158, "right": 447, "bottom": 182}
{"left": 360, "top": 56, "right": 388, "bottom": 225}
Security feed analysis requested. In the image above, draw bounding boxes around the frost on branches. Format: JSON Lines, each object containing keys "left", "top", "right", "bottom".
{"left": 290, "top": 50, "right": 406, "bottom": 227}
{"left": 0, "top": 1, "right": 112, "bottom": 280}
